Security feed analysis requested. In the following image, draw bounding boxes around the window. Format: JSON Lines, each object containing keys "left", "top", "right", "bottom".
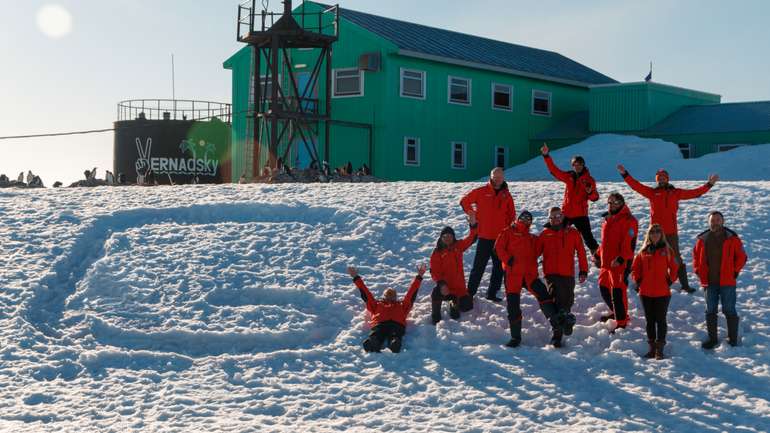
{"left": 400, "top": 68, "right": 426, "bottom": 99}
{"left": 532, "top": 90, "right": 552, "bottom": 116}
{"left": 492, "top": 83, "right": 513, "bottom": 111}
{"left": 494, "top": 146, "right": 508, "bottom": 168}
{"left": 404, "top": 137, "right": 420, "bottom": 166}
{"left": 333, "top": 68, "right": 363, "bottom": 97}
{"left": 451, "top": 142, "right": 467, "bottom": 169}
{"left": 448, "top": 76, "right": 471, "bottom": 105}
{"left": 716, "top": 144, "right": 747, "bottom": 152}
{"left": 678, "top": 143, "right": 693, "bottom": 159}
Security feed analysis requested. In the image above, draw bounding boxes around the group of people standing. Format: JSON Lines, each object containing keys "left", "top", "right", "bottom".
{"left": 349, "top": 143, "right": 747, "bottom": 360}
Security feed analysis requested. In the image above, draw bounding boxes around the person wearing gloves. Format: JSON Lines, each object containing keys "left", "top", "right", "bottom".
{"left": 538, "top": 207, "right": 589, "bottom": 347}
{"left": 429, "top": 213, "right": 478, "bottom": 324}
{"left": 617, "top": 164, "right": 718, "bottom": 293}
{"left": 348, "top": 264, "right": 426, "bottom": 353}
{"left": 631, "top": 224, "right": 678, "bottom": 359}
{"left": 596, "top": 192, "right": 639, "bottom": 332}
{"left": 495, "top": 210, "right": 561, "bottom": 348}
{"left": 540, "top": 143, "right": 600, "bottom": 253}
{"left": 694, "top": 211, "right": 747, "bottom": 349}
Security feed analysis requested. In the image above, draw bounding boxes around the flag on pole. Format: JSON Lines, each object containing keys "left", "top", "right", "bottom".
{"left": 645, "top": 62, "right": 652, "bottom": 82}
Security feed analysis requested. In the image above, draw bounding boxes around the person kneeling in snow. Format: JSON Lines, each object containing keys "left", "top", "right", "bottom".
{"left": 347, "top": 264, "right": 426, "bottom": 353}
{"left": 429, "top": 213, "right": 478, "bottom": 324}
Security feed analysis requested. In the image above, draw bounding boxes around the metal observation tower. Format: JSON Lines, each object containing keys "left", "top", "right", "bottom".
{"left": 237, "top": 0, "right": 339, "bottom": 175}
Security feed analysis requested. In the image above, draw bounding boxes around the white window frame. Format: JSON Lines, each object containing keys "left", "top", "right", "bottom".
{"left": 404, "top": 137, "right": 421, "bottom": 167}
{"left": 450, "top": 141, "right": 467, "bottom": 169}
{"left": 677, "top": 143, "right": 693, "bottom": 159}
{"left": 493, "top": 146, "right": 508, "bottom": 168}
{"left": 491, "top": 83, "right": 513, "bottom": 111}
{"left": 332, "top": 68, "right": 364, "bottom": 98}
{"left": 400, "top": 68, "right": 426, "bottom": 100}
{"left": 716, "top": 143, "right": 747, "bottom": 152}
{"left": 531, "top": 89, "right": 552, "bottom": 117}
{"left": 447, "top": 76, "right": 471, "bottom": 106}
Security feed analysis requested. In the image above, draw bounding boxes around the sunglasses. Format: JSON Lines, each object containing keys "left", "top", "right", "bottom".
{"left": 608, "top": 199, "right": 623, "bottom": 205}
{"left": 549, "top": 214, "right": 563, "bottom": 219}
{"left": 518, "top": 215, "right": 533, "bottom": 222}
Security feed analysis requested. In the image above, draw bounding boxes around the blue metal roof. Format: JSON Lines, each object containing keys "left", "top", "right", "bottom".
{"left": 311, "top": 2, "right": 616, "bottom": 86}
{"left": 645, "top": 101, "right": 770, "bottom": 135}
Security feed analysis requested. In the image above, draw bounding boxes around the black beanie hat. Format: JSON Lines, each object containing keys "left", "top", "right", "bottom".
{"left": 440, "top": 226, "right": 456, "bottom": 238}
{"left": 518, "top": 210, "right": 533, "bottom": 221}
{"left": 571, "top": 155, "right": 585, "bottom": 165}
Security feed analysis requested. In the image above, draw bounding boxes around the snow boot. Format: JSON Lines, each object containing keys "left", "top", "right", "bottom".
{"left": 654, "top": 340, "right": 666, "bottom": 360}
{"left": 726, "top": 315, "right": 740, "bottom": 347}
{"left": 449, "top": 301, "right": 460, "bottom": 320}
{"left": 506, "top": 320, "right": 522, "bottom": 348}
{"left": 486, "top": 294, "right": 503, "bottom": 303}
{"left": 643, "top": 340, "right": 655, "bottom": 359}
{"left": 363, "top": 336, "right": 382, "bottom": 353}
{"left": 388, "top": 336, "right": 402, "bottom": 353}
{"left": 701, "top": 313, "right": 719, "bottom": 350}
{"left": 550, "top": 329, "right": 563, "bottom": 348}
{"left": 431, "top": 313, "right": 441, "bottom": 325}
{"left": 562, "top": 312, "right": 576, "bottom": 336}
{"left": 431, "top": 297, "right": 442, "bottom": 325}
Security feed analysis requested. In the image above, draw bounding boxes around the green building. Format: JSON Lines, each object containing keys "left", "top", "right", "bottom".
{"left": 224, "top": 2, "right": 770, "bottom": 182}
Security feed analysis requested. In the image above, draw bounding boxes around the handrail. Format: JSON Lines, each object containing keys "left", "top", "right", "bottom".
{"left": 237, "top": 3, "right": 339, "bottom": 41}
{"left": 117, "top": 99, "right": 232, "bottom": 123}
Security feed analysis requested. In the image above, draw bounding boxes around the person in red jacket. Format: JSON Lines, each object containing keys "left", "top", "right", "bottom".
{"left": 538, "top": 207, "right": 588, "bottom": 347}
{"left": 693, "top": 211, "right": 748, "bottom": 349}
{"left": 617, "top": 164, "right": 718, "bottom": 293}
{"left": 495, "top": 210, "right": 560, "bottom": 348}
{"left": 430, "top": 213, "right": 478, "bottom": 323}
{"left": 540, "top": 143, "right": 600, "bottom": 253}
{"left": 348, "top": 264, "right": 426, "bottom": 353}
{"left": 596, "top": 192, "right": 639, "bottom": 332}
{"left": 631, "top": 224, "right": 679, "bottom": 360}
{"left": 460, "top": 167, "right": 516, "bottom": 302}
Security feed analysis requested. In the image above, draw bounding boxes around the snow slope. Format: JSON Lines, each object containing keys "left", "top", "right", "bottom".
{"left": 504, "top": 134, "right": 770, "bottom": 181}
{"left": 1, "top": 178, "right": 769, "bottom": 432}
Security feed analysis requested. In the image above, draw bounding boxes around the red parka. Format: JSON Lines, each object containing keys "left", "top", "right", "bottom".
{"left": 631, "top": 245, "right": 679, "bottom": 297}
{"left": 354, "top": 275, "right": 423, "bottom": 327}
{"left": 460, "top": 182, "right": 516, "bottom": 240}
{"left": 693, "top": 228, "right": 747, "bottom": 287}
{"left": 597, "top": 205, "right": 638, "bottom": 290}
{"left": 430, "top": 226, "right": 478, "bottom": 297}
{"left": 495, "top": 221, "right": 539, "bottom": 294}
{"left": 543, "top": 155, "right": 599, "bottom": 218}
{"left": 622, "top": 172, "right": 713, "bottom": 235}
{"left": 538, "top": 225, "right": 588, "bottom": 277}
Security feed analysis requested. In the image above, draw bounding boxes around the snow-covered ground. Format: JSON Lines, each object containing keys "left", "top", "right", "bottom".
{"left": 1, "top": 176, "right": 769, "bottom": 432}
{"left": 504, "top": 134, "right": 770, "bottom": 181}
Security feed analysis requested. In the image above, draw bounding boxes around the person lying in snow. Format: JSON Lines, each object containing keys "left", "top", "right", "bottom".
{"left": 348, "top": 264, "right": 426, "bottom": 353}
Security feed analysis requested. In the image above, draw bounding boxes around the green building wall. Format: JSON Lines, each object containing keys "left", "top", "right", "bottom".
{"left": 226, "top": 2, "right": 597, "bottom": 182}
{"left": 589, "top": 82, "right": 720, "bottom": 133}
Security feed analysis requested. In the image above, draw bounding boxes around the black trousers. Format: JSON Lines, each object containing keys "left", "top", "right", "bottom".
{"left": 600, "top": 286, "right": 628, "bottom": 323}
{"left": 467, "top": 238, "right": 504, "bottom": 298}
{"left": 565, "top": 216, "right": 599, "bottom": 252}
{"left": 544, "top": 275, "right": 576, "bottom": 313}
{"left": 640, "top": 295, "right": 671, "bottom": 341}
{"left": 506, "top": 279, "right": 557, "bottom": 323}
{"left": 364, "top": 321, "right": 405, "bottom": 352}
{"left": 431, "top": 286, "right": 473, "bottom": 317}
{"left": 667, "top": 234, "right": 691, "bottom": 290}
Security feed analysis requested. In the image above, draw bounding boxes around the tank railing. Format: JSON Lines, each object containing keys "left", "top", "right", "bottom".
{"left": 117, "top": 99, "right": 232, "bottom": 123}
{"left": 237, "top": 0, "right": 339, "bottom": 41}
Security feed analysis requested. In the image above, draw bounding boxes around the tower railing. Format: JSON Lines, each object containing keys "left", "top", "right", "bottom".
{"left": 237, "top": 0, "right": 339, "bottom": 41}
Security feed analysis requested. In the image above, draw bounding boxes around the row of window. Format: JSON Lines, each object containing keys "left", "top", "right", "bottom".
{"left": 403, "top": 137, "right": 508, "bottom": 169}
{"left": 332, "top": 68, "right": 552, "bottom": 116}
{"left": 678, "top": 142, "right": 747, "bottom": 159}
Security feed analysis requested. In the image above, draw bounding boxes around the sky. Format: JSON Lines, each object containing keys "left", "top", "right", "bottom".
{"left": 1, "top": 0, "right": 769, "bottom": 185}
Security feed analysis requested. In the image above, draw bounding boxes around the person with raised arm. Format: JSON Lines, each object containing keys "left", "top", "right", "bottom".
{"left": 540, "top": 143, "right": 600, "bottom": 253}
{"left": 429, "top": 212, "right": 478, "bottom": 323}
{"left": 460, "top": 167, "right": 516, "bottom": 302}
{"left": 348, "top": 264, "right": 426, "bottom": 353}
{"left": 617, "top": 164, "right": 718, "bottom": 293}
